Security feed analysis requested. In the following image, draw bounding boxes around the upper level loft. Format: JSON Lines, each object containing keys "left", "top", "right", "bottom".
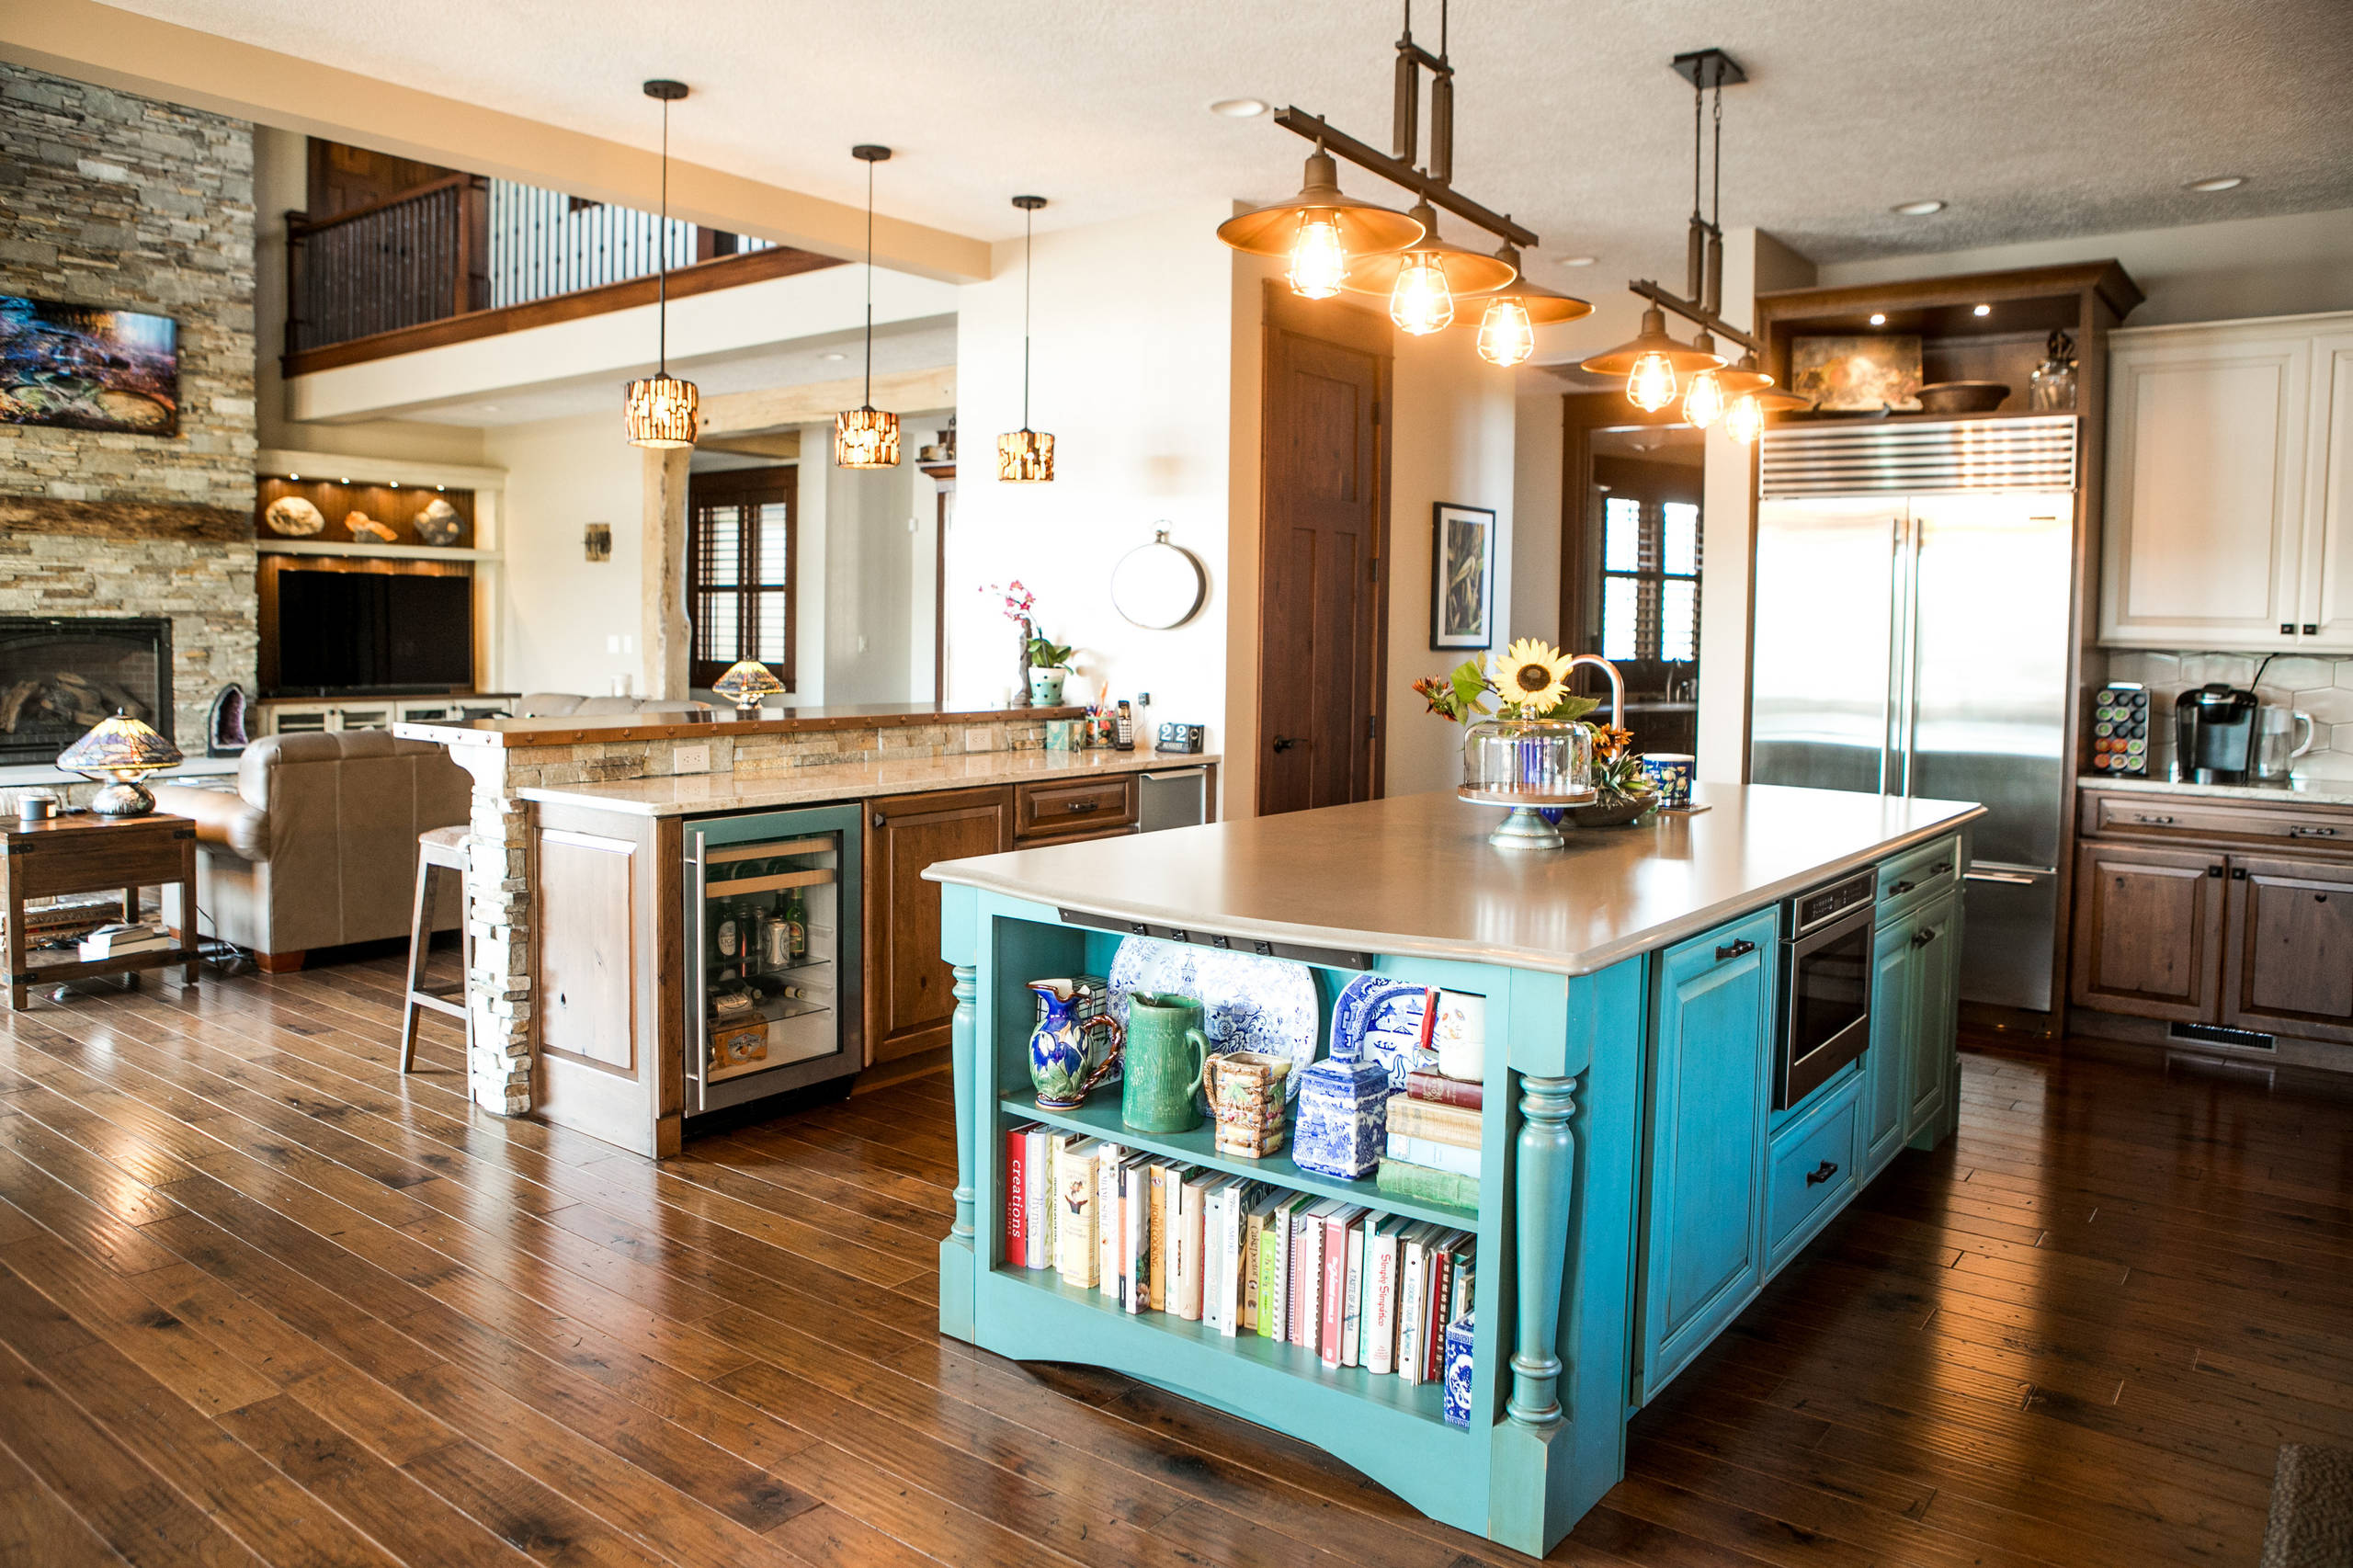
{"left": 282, "top": 140, "right": 843, "bottom": 374}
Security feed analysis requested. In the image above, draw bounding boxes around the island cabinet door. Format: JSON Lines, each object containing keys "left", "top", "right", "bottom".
{"left": 2220, "top": 854, "right": 2353, "bottom": 1043}
{"left": 864, "top": 788, "right": 1013, "bottom": 1066}
{"left": 2068, "top": 840, "right": 2227, "bottom": 1022}
{"left": 1861, "top": 915, "right": 1915, "bottom": 1178}
{"left": 1638, "top": 905, "right": 1778, "bottom": 1402}
{"left": 1903, "top": 891, "right": 1961, "bottom": 1144}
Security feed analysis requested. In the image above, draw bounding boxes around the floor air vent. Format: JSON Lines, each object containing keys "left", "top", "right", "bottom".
{"left": 2168, "top": 1021, "right": 2277, "bottom": 1051}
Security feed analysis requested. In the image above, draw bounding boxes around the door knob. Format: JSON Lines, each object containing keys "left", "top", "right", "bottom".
{"left": 1270, "top": 735, "right": 1302, "bottom": 753}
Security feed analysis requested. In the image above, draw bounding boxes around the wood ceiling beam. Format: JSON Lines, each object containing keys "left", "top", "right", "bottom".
{"left": 0, "top": 0, "right": 992, "bottom": 284}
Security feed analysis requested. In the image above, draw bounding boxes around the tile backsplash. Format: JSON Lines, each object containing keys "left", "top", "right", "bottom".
{"left": 2104, "top": 651, "right": 2353, "bottom": 781}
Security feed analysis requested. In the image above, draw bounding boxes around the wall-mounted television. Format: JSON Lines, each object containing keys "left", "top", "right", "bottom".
{"left": 271, "top": 570, "right": 473, "bottom": 694}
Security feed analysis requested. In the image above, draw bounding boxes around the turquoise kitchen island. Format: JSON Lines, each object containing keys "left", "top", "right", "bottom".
{"left": 926, "top": 783, "right": 1981, "bottom": 1556}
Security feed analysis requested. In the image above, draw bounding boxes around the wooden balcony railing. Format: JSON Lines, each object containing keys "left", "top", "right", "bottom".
{"left": 283, "top": 174, "right": 830, "bottom": 372}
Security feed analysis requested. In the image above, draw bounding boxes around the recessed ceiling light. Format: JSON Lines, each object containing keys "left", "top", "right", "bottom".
{"left": 1972, "top": 303, "right": 1991, "bottom": 316}
{"left": 435, "top": 485, "right": 446, "bottom": 493}
{"left": 1210, "top": 97, "right": 1268, "bottom": 118}
{"left": 1869, "top": 313, "right": 1887, "bottom": 326}
{"left": 388, "top": 480, "right": 400, "bottom": 488}
{"left": 820, "top": 350, "right": 847, "bottom": 361}
{"left": 339, "top": 477, "right": 350, "bottom": 483}
{"left": 1560, "top": 255, "right": 1597, "bottom": 267}
{"left": 2186, "top": 174, "right": 2245, "bottom": 192}
{"left": 1893, "top": 199, "right": 1946, "bottom": 216}
{"left": 287, "top": 473, "right": 300, "bottom": 481}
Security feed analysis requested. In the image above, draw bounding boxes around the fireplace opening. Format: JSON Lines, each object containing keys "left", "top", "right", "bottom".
{"left": 0, "top": 617, "right": 173, "bottom": 765}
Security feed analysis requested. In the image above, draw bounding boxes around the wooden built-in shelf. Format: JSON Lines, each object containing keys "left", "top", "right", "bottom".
{"left": 257, "top": 539, "right": 501, "bottom": 562}
{"left": 708, "top": 867, "right": 835, "bottom": 897}
{"left": 997, "top": 1094, "right": 1479, "bottom": 1230}
{"left": 995, "top": 1265, "right": 1458, "bottom": 1426}
{"left": 705, "top": 838, "right": 834, "bottom": 864}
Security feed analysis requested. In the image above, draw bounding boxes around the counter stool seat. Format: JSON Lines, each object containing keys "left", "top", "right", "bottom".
{"left": 401, "top": 825, "right": 472, "bottom": 1073}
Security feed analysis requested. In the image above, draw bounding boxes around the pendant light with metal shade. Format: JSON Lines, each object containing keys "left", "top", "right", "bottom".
{"left": 1473, "top": 241, "right": 1592, "bottom": 367}
{"left": 1581, "top": 303, "right": 1723, "bottom": 410}
{"left": 623, "top": 79, "right": 699, "bottom": 449}
{"left": 997, "top": 195, "right": 1055, "bottom": 483}
{"left": 1216, "top": 145, "right": 1425, "bottom": 301}
{"left": 834, "top": 144, "right": 901, "bottom": 469}
{"left": 1338, "top": 199, "right": 1516, "bottom": 335}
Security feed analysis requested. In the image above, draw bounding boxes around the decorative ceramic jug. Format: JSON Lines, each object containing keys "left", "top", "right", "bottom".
{"left": 1121, "top": 992, "right": 1209, "bottom": 1133}
{"left": 1027, "top": 979, "right": 1122, "bottom": 1109}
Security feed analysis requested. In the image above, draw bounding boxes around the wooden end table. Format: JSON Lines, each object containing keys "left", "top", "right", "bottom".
{"left": 2, "top": 812, "right": 199, "bottom": 1010}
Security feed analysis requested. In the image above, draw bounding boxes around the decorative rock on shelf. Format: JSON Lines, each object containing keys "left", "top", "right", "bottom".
{"left": 345, "top": 510, "right": 397, "bottom": 542}
{"left": 264, "top": 494, "right": 325, "bottom": 536}
{"left": 415, "top": 496, "right": 463, "bottom": 545}
{"left": 1292, "top": 1056, "right": 1390, "bottom": 1179}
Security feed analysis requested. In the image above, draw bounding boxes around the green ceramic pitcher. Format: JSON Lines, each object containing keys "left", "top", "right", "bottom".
{"left": 1122, "top": 993, "right": 1209, "bottom": 1133}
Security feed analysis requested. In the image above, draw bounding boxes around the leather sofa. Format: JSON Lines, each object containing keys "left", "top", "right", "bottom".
{"left": 153, "top": 731, "right": 471, "bottom": 971}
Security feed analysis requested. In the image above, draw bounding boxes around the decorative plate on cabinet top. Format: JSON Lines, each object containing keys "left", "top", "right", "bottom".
{"left": 1329, "top": 973, "right": 1435, "bottom": 1087}
{"left": 1109, "top": 937, "right": 1320, "bottom": 1103}
{"left": 264, "top": 494, "right": 325, "bottom": 536}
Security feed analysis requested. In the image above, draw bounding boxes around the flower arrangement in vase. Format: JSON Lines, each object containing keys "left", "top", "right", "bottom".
{"left": 1411, "top": 640, "right": 1654, "bottom": 849}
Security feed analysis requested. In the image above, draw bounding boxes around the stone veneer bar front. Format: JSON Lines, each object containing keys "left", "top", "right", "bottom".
{"left": 393, "top": 701, "right": 1085, "bottom": 1116}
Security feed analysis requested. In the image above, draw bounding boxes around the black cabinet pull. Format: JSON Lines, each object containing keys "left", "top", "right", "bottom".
{"left": 1064, "top": 800, "right": 1102, "bottom": 813}
{"left": 1912, "top": 927, "right": 1938, "bottom": 948}
{"left": 2305, "top": 624, "right": 2321, "bottom": 635}
{"left": 2281, "top": 622, "right": 2296, "bottom": 635}
{"left": 1715, "top": 938, "right": 1756, "bottom": 961}
{"left": 2290, "top": 825, "right": 2340, "bottom": 838}
{"left": 2232, "top": 867, "right": 2247, "bottom": 880}
{"left": 1805, "top": 1161, "right": 1840, "bottom": 1187}
{"left": 1888, "top": 879, "right": 1916, "bottom": 896}
{"left": 1931, "top": 862, "right": 1952, "bottom": 875}
{"left": 2207, "top": 865, "right": 2224, "bottom": 877}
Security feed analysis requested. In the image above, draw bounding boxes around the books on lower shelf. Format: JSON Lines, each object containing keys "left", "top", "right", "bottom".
{"left": 1004, "top": 1131, "right": 1477, "bottom": 1415}
{"left": 77, "top": 922, "right": 176, "bottom": 960}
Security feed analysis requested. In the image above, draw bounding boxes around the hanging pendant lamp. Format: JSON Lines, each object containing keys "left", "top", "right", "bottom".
{"left": 1722, "top": 385, "right": 1813, "bottom": 446}
{"left": 1216, "top": 146, "right": 1425, "bottom": 301}
{"left": 623, "top": 80, "right": 699, "bottom": 449}
{"left": 835, "top": 144, "right": 901, "bottom": 469}
{"left": 997, "top": 195, "right": 1055, "bottom": 483}
{"left": 1580, "top": 304, "right": 1723, "bottom": 411}
{"left": 1474, "top": 242, "right": 1592, "bottom": 367}
{"left": 1684, "top": 339, "right": 1775, "bottom": 429}
{"left": 1338, "top": 199, "right": 1517, "bottom": 335}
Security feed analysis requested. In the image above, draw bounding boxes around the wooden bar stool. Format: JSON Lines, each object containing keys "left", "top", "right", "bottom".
{"left": 400, "top": 824, "right": 472, "bottom": 1072}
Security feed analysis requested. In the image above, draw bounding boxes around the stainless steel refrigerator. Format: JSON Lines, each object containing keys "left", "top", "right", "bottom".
{"left": 1749, "top": 416, "right": 2078, "bottom": 1011}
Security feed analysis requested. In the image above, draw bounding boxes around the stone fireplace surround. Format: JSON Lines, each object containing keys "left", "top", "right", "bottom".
{"left": 0, "top": 496, "right": 257, "bottom": 778}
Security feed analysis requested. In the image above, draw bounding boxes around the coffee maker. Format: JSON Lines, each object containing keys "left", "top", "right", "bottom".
{"left": 2174, "top": 684, "right": 2258, "bottom": 783}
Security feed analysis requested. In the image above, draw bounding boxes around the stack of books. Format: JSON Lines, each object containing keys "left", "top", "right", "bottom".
{"left": 76, "top": 922, "right": 176, "bottom": 961}
{"left": 1376, "top": 1070, "right": 1482, "bottom": 1210}
{"left": 1005, "top": 1121, "right": 1478, "bottom": 1423}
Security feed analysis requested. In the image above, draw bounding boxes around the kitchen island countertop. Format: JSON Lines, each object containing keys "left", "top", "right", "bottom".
{"left": 928, "top": 781, "right": 1982, "bottom": 977}
{"left": 521, "top": 745, "right": 1217, "bottom": 817}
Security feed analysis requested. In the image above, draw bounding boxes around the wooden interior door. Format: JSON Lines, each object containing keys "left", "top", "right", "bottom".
{"left": 1257, "top": 292, "right": 1390, "bottom": 817}
{"left": 2221, "top": 853, "right": 2353, "bottom": 1042}
{"left": 863, "top": 787, "right": 1012, "bottom": 1066}
{"left": 2068, "top": 839, "right": 2225, "bottom": 1021}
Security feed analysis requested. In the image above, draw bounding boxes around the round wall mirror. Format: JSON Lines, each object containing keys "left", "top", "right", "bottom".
{"left": 1110, "top": 528, "right": 1207, "bottom": 629}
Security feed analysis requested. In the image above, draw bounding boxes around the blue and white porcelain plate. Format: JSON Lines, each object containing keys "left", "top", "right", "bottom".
{"left": 1110, "top": 937, "right": 1319, "bottom": 1103}
{"left": 1329, "top": 975, "right": 1435, "bottom": 1088}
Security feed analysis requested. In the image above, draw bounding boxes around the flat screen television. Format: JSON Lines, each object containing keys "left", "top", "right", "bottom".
{"left": 273, "top": 570, "right": 473, "bottom": 694}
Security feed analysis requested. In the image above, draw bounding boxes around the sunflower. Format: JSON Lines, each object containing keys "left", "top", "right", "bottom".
{"left": 1492, "top": 639, "right": 1574, "bottom": 713}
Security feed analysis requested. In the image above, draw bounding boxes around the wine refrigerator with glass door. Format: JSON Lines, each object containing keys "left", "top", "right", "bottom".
{"left": 684, "top": 804, "right": 863, "bottom": 1115}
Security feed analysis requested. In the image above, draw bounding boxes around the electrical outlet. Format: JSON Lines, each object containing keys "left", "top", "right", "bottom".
{"left": 674, "top": 743, "right": 711, "bottom": 775}
{"left": 606, "top": 634, "right": 620, "bottom": 653}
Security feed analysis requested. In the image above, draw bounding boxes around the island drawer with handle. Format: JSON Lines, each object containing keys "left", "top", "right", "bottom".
{"left": 1013, "top": 775, "right": 1139, "bottom": 845}
{"left": 2080, "top": 790, "right": 2353, "bottom": 853}
{"left": 1875, "top": 834, "right": 1961, "bottom": 926}
{"left": 1765, "top": 1076, "right": 1859, "bottom": 1276}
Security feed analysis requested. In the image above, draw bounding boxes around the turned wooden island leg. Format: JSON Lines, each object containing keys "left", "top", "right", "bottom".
{"left": 1508, "top": 1074, "right": 1578, "bottom": 1426}
{"left": 938, "top": 958, "right": 979, "bottom": 1340}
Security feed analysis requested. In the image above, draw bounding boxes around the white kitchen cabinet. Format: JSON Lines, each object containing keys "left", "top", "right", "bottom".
{"left": 2101, "top": 312, "right": 2353, "bottom": 653}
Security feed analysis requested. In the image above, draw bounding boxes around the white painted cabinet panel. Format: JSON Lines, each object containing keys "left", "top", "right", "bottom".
{"left": 2102, "top": 312, "right": 2353, "bottom": 654}
{"left": 2302, "top": 334, "right": 2353, "bottom": 650}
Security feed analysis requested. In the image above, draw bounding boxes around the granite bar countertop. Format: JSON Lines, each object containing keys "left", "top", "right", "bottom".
{"left": 396, "top": 699, "right": 1085, "bottom": 749}
{"left": 520, "top": 747, "right": 1218, "bottom": 817}
{"left": 927, "top": 782, "right": 1983, "bottom": 978}
{"left": 2075, "top": 773, "right": 2353, "bottom": 810}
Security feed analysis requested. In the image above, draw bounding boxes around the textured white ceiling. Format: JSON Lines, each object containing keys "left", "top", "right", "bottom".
{"left": 110, "top": 0, "right": 2353, "bottom": 282}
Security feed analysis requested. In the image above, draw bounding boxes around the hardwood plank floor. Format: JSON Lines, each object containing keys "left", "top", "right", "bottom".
{"left": 0, "top": 955, "right": 2342, "bottom": 1566}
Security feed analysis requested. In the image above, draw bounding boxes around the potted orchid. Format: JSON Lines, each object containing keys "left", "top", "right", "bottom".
{"left": 985, "top": 581, "right": 1077, "bottom": 706}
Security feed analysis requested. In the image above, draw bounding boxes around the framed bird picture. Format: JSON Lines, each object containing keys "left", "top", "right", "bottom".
{"left": 1430, "top": 502, "right": 1496, "bottom": 651}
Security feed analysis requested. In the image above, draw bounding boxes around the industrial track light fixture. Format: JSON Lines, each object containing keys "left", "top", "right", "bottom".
{"left": 1216, "top": 0, "right": 1585, "bottom": 364}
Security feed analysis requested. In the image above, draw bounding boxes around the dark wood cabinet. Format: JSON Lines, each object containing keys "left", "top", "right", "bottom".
{"left": 2221, "top": 854, "right": 2353, "bottom": 1043}
{"left": 1013, "top": 775, "right": 1138, "bottom": 846}
{"left": 864, "top": 787, "right": 1013, "bottom": 1066}
{"left": 2069, "top": 840, "right": 2226, "bottom": 1022}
